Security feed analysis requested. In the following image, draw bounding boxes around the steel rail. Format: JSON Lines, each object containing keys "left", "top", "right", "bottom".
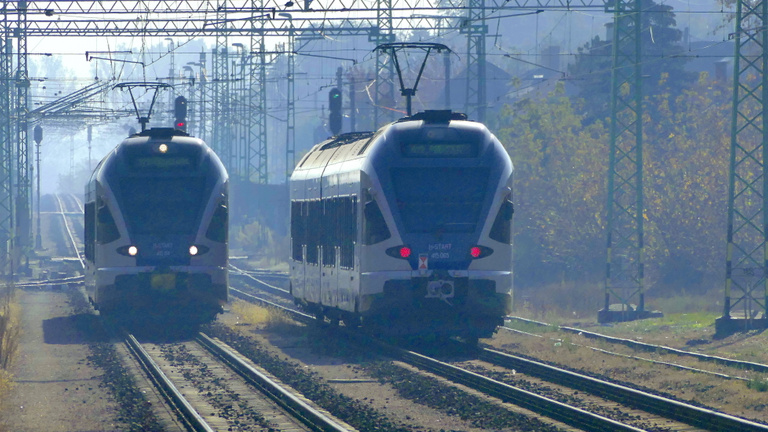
{"left": 54, "top": 193, "right": 84, "bottom": 267}
{"left": 196, "top": 333, "right": 351, "bottom": 432}
{"left": 499, "top": 325, "right": 753, "bottom": 381}
{"left": 478, "top": 346, "right": 768, "bottom": 432}
{"left": 235, "top": 273, "right": 768, "bottom": 431}
{"left": 233, "top": 278, "right": 649, "bottom": 431}
{"left": 371, "top": 339, "right": 646, "bottom": 432}
{"left": 229, "top": 264, "right": 291, "bottom": 298}
{"left": 507, "top": 316, "right": 768, "bottom": 374}
{"left": 123, "top": 333, "right": 215, "bottom": 432}
{"left": 229, "top": 285, "right": 309, "bottom": 318}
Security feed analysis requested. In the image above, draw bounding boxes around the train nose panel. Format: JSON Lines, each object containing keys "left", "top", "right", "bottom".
{"left": 134, "top": 234, "right": 194, "bottom": 266}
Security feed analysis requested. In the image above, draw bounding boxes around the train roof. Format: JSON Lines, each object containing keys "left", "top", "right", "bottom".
{"left": 88, "top": 128, "right": 222, "bottom": 186}
{"left": 294, "top": 111, "right": 488, "bottom": 171}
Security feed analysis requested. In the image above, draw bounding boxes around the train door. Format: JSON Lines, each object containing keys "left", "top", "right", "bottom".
{"left": 320, "top": 167, "right": 340, "bottom": 309}
{"left": 304, "top": 173, "right": 322, "bottom": 305}
{"left": 289, "top": 173, "right": 307, "bottom": 301}
{"left": 336, "top": 171, "right": 357, "bottom": 313}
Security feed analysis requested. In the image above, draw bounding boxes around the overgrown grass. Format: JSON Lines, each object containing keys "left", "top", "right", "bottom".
{"left": 0, "top": 283, "right": 20, "bottom": 430}
{"left": 231, "top": 301, "right": 294, "bottom": 331}
{"left": 514, "top": 281, "right": 604, "bottom": 323}
{"left": 0, "top": 284, "right": 19, "bottom": 370}
{"left": 746, "top": 378, "right": 768, "bottom": 392}
{"left": 514, "top": 282, "right": 723, "bottom": 328}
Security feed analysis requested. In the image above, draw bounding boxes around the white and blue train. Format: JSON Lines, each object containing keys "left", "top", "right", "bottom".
{"left": 289, "top": 111, "right": 514, "bottom": 340}
{"left": 84, "top": 128, "right": 229, "bottom": 322}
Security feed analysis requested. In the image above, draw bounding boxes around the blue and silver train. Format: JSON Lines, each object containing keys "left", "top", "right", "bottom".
{"left": 84, "top": 128, "right": 229, "bottom": 322}
{"left": 289, "top": 111, "right": 513, "bottom": 340}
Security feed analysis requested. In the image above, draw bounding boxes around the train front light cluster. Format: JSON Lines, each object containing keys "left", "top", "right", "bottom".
{"left": 117, "top": 245, "right": 139, "bottom": 256}
{"left": 469, "top": 245, "right": 493, "bottom": 259}
{"left": 385, "top": 245, "right": 412, "bottom": 259}
{"left": 189, "top": 245, "right": 210, "bottom": 256}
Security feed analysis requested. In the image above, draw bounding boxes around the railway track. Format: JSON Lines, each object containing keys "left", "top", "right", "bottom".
{"left": 232, "top": 265, "right": 768, "bottom": 384}
{"left": 53, "top": 198, "right": 768, "bottom": 431}
{"left": 52, "top": 196, "right": 352, "bottom": 432}
{"left": 121, "top": 328, "right": 350, "bottom": 432}
{"left": 53, "top": 193, "right": 85, "bottom": 265}
{"left": 505, "top": 315, "right": 768, "bottom": 375}
{"left": 233, "top": 271, "right": 768, "bottom": 432}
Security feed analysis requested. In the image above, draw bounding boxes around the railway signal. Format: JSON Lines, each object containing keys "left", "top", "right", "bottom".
{"left": 328, "top": 88, "right": 342, "bottom": 136}
{"left": 174, "top": 95, "right": 188, "bottom": 132}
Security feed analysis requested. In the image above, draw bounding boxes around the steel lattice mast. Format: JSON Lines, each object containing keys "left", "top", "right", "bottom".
{"left": 212, "top": 2, "right": 229, "bottom": 164}
{"left": 463, "top": 0, "right": 486, "bottom": 123}
{"left": 717, "top": 0, "right": 768, "bottom": 334}
{"left": 0, "top": 1, "right": 12, "bottom": 276}
{"left": 0, "top": 0, "right": 660, "bottom": 285}
{"left": 285, "top": 26, "right": 296, "bottom": 177}
{"left": 599, "top": 0, "right": 648, "bottom": 323}
{"left": 14, "top": 0, "right": 30, "bottom": 265}
{"left": 249, "top": 1, "right": 269, "bottom": 184}
{"left": 372, "top": 0, "right": 396, "bottom": 128}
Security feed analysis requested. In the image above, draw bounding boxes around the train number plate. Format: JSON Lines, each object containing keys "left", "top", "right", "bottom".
{"left": 151, "top": 273, "right": 176, "bottom": 291}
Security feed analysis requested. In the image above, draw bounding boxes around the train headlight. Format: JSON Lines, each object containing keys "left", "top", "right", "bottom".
{"left": 469, "top": 245, "right": 493, "bottom": 259}
{"left": 158, "top": 143, "right": 168, "bottom": 153}
{"left": 385, "top": 245, "right": 412, "bottom": 259}
{"left": 117, "top": 245, "right": 139, "bottom": 256}
{"left": 188, "top": 245, "right": 210, "bottom": 256}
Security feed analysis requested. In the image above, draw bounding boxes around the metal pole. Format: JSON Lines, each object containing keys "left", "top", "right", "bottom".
{"left": 34, "top": 130, "right": 39, "bottom": 250}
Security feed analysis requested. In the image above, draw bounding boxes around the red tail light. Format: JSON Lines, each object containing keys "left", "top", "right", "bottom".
{"left": 386, "top": 245, "right": 412, "bottom": 260}
{"left": 469, "top": 245, "right": 493, "bottom": 259}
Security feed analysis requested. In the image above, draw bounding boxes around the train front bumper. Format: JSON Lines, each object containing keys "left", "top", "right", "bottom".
{"left": 360, "top": 270, "right": 511, "bottom": 315}
{"left": 357, "top": 270, "right": 512, "bottom": 338}
{"left": 93, "top": 265, "right": 228, "bottom": 311}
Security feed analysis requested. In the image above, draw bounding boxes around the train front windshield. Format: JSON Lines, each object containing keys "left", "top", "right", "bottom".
{"left": 116, "top": 142, "right": 208, "bottom": 236}
{"left": 391, "top": 167, "right": 489, "bottom": 234}
{"left": 119, "top": 177, "right": 206, "bottom": 234}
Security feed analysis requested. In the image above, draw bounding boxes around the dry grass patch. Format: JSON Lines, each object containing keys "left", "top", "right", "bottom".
{"left": 230, "top": 300, "right": 294, "bottom": 331}
{"left": 0, "top": 284, "right": 20, "bottom": 432}
{"left": 0, "top": 285, "right": 19, "bottom": 370}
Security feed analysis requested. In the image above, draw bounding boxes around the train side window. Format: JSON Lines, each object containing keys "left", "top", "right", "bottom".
{"left": 306, "top": 200, "right": 320, "bottom": 264}
{"left": 205, "top": 202, "right": 228, "bottom": 243}
{"left": 322, "top": 199, "right": 336, "bottom": 266}
{"left": 489, "top": 194, "right": 514, "bottom": 244}
{"left": 84, "top": 201, "right": 96, "bottom": 261}
{"left": 363, "top": 191, "right": 391, "bottom": 245}
{"left": 340, "top": 196, "right": 356, "bottom": 268}
{"left": 96, "top": 201, "right": 120, "bottom": 244}
{"left": 290, "top": 201, "right": 303, "bottom": 262}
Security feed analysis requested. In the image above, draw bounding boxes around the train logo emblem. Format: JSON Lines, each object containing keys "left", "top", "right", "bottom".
{"left": 418, "top": 254, "right": 428, "bottom": 270}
